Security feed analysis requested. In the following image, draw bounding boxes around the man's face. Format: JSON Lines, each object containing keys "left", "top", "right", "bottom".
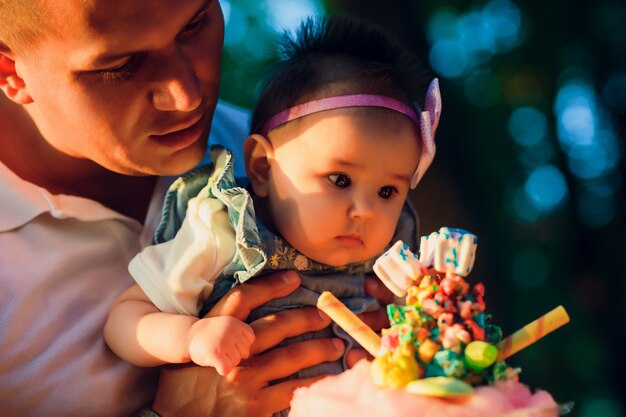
{"left": 265, "top": 109, "right": 421, "bottom": 267}
{"left": 14, "top": 0, "right": 224, "bottom": 176}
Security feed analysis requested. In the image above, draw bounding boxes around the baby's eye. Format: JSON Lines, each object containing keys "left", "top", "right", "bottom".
{"left": 378, "top": 186, "right": 398, "bottom": 200}
{"left": 328, "top": 174, "right": 352, "bottom": 188}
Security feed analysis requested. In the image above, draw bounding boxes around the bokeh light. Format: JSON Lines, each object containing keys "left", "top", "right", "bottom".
{"left": 554, "top": 77, "right": 623, "bottom": 228}
{"left": 265, "top": 0, "right": 324, "bottom": 34}
{"left": 580, "top": 394, "right": 623, "bottom": 417}
{"left": 426, "top": 9, "right": 457, "bottom": 45}
{"left": 505, "top": 164, "right": 569, "bottom": 223}
{"left": 508, "top": 107, "right": 548, "bottom": 147}
{"left": 426, "top": 0, "right": 523, "bottom": 82}
{"left": 524, "top": 165, "right": 568, "bottom": 213}
{"left": 482, "top": 0, "right": 523, "bottom": 50}
{"left": 556, "top": 82, "right": 596, "bottom": 150}
{"left": 220, "top": 0, "right": 327, "bottom": 105}
{"left": 429, "top": 40, "right": 470, "bottom": 79}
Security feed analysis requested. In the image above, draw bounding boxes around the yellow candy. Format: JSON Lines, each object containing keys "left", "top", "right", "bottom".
{"left": 371, "top": 351, "right": 420, "bottom": 389}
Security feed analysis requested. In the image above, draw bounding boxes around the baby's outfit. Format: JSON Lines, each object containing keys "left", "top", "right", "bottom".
{"left": 130, "top": 147, "right": 419, "bottom": 417}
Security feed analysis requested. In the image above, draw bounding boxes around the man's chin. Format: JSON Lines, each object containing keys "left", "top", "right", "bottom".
{"left": 119, "top": 151, "right": 206, "bottom": 177}
{"left": 155, "top": 142, "right": 208, "bottom": 176}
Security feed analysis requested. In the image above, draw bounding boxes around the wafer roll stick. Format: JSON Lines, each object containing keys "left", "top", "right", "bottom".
{"left": 497, "top": 305, "right": 570, "bottom": 361}
{"left": 317, "top": 291, "right": 382, "bottom": 357}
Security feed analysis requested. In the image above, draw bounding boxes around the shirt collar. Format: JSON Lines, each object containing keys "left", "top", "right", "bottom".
{"left": 0, "top": 161, "right": 167, "bottom": 233}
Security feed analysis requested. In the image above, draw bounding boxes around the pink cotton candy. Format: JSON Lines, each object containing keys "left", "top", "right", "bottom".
{"left": 290, "top": 361, "right": 560, "bottom": 417}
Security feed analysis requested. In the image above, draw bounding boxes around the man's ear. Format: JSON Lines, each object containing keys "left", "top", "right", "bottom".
{"left": 0, "top": 50, "right": 33, "bottom": 104}
{"left": 244, "top": 134, "right": 274, "bottom": 197}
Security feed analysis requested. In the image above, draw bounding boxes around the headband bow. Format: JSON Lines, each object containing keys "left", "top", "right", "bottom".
{"left": 260, "top": 78, "right": 442, "bottom": 189}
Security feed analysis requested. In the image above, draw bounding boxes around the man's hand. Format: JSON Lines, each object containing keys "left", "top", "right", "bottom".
{"left": 151, "top": 271, "right": 344, "bottom": 417}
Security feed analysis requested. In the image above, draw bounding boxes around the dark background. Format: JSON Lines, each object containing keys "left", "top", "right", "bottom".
{"left": 218, "top": 1, "right": 626, "bottom": 415}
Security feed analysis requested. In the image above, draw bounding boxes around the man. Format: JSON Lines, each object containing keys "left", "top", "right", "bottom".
{"left": 0, "top": 1, "right": 391, "bottom": 416}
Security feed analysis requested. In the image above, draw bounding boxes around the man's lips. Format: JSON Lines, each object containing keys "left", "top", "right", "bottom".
{"left": 153, "top": 111, "right": 204, "bottom": 136}
{"left": 150, "top": 113, "right": 206, "bottom": 150}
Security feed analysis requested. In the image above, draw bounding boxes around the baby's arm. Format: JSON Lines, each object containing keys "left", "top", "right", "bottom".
{"left": 104, "top": 284, "right": 255, "bottom": 375}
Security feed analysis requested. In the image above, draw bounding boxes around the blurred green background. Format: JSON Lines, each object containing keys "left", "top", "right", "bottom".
{"left": 217, "top": 1, "right": 625, "bottom": 415}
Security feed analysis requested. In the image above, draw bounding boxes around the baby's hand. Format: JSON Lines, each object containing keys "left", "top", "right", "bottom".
{"left": 187, "top": 316, "right": 255, "bottom": 375}
{"left": 373, "top": 240, "right": 427, "bottom": 297}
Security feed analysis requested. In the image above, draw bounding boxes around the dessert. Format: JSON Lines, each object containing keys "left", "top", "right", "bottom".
{"left": 291, "top": 227, "right": 571, "bottom": 417}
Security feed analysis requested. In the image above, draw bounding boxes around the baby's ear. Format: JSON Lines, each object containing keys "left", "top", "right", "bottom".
{"left": 0, "top": 50, "right": 33, "bottom": 104}
{"left": 244, "top": 134, "right": 274, "bottom": 197}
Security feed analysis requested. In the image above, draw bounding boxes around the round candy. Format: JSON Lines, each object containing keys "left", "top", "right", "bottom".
{"left": 464, "top": 340, "right": 498, "bottom": 371}
{"left": 405, "top": 377, "right": 474, "bottom": 398}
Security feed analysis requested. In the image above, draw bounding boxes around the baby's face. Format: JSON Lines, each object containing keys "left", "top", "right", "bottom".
{"left": 264, "top": 108, "right": 421, "bottom": 266}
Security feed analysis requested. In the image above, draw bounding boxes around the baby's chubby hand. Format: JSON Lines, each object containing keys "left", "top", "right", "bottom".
{"left": 187, "top": 316, "right": 255, "bottom": 375}
{"left": 373, "top": 240, "right": 427, "bottom": 297}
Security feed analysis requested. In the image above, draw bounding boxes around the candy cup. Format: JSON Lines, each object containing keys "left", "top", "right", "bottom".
{"left": 465, "top": 341, "right": 498, "bottom": 371}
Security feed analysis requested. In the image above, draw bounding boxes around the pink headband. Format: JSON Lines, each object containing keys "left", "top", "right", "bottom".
{"left": 260, "top": 78, "right": 442, "bottom": 188}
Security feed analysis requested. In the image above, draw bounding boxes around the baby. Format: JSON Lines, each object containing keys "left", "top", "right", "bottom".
{"left": 105, "top": 15, "right": 441, "bottom": 385}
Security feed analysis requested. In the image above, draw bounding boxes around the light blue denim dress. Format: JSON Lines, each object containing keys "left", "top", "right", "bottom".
{"left": 154, "top": 147, "right": 419, "bottom": 416}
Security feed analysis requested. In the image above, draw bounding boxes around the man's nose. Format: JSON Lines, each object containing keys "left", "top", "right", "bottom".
{"left": 151, "top": 45, "right": 202, "bottom": 112}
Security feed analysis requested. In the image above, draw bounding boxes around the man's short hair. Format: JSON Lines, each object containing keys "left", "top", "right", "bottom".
{"left": 0, "top": 0, "right": 54, "bottom": 52}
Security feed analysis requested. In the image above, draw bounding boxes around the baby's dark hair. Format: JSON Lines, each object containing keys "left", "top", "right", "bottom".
{"left": 250, "top": 15, "right": 430, "bottom": 135}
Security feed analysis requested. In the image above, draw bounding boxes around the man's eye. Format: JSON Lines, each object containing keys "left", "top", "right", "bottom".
{"left": 378, "top": 186, "right": 398, "bottom": 199}
{"left": 178, "top": 11, "right": 209, "bottom": 40}
{"left": 97, "top": 55, "right": 142, "bottom": 84}
{"left": 328, "top": 174, "right": 352, "bottom": 188}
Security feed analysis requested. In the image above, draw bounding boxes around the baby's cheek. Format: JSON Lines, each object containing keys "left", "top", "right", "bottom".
{"left": 375, "top": 218, "right": 400, "bottom": 250}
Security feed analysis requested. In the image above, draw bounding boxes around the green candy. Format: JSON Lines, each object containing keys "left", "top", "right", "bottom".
{"left": 464, "top": 341, "right": 498, "bottom": 371}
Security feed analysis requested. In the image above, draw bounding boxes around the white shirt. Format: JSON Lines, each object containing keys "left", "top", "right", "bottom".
{"left": 0, "top": 101, "right": 249, "bottom": 417}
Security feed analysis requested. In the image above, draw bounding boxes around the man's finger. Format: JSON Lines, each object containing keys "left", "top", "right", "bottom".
{"left": 257, "top": 374, "right": 332, "bottom": 415}
{"left": 345, "top": 348, "right": 372, "bottom": 368}
{"left": 205, "top": 271, "right": 300, "bottom": 320}
{"left": 358, "top": 308, "right": 390, "bottom": 332}
{"left": 243, "top": 338, "right": 344, "bottom": 384}
{"left": 364, "top": 274, "right": 396, "bottom": 305}
{"left": 249, "top": 307, "right": 331, "bottom": 355}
